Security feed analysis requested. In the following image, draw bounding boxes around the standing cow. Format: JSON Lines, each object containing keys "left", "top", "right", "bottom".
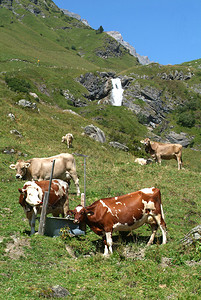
{"left": 10, "top": 153, "right": 80, "bottom": 196}
{"left": 62, "top": 133, "right": 74, "bottom": 149}
{"left": 141, "top": 138, "right": 183, "bottom": 170}
{"left": 18, "top": 179, "right": 68, "bottom": 235}
{"left": 69, "top": 187, "right": 167, "bottom": 255}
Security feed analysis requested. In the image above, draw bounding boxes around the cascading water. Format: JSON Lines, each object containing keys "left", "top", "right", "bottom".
{"left": 111, "top": 78, "right": 124, "bottom": 106}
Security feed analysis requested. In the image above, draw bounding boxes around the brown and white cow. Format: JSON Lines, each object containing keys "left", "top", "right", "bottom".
{"left": 69, "top": 187, "right": 167, "bottom": 255}
{"left": 18, "top": 179, "right": 68, "bottom": 235}
{"left": 10, "top": 153, "right": 80, "bottom": 196}
{"left": 62, "top": 133, "right": 74, "bottom": 149}
{"left": 141, "top": 138, "right": 183, "bottom": 170}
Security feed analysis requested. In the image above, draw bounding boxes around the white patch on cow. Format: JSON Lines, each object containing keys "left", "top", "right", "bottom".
{"left": 115, "top": 197, "right": 118, "bottom": 200}
{"left": 116, "top": 202, "right": 122, "bottom": 205}
{"left": 142, "top": 199, "right": 156, "bottom": 211}
{"left": 24, "top": 182, "right": 43, "bottom": 206}
{"left": 52, "top": 179, "right": 68, "bottom": 197}
{"left": 113, "top": 214, "right": 148, "bottom": 232}
{"left": 100, "top": 200, "right": 114, "bottom": 216}
{"left": 76, "top": 206, "right": 83, "bottom": 213}
{"left": 105, "top": 232, "right": 113, "bottom": 254}
{"left": 140, "top": 187, "right": 155, "bottom": 194}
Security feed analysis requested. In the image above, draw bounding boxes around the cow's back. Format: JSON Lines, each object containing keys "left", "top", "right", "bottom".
{"left": 29, "top": 154, "right": 75, "bottom": 180}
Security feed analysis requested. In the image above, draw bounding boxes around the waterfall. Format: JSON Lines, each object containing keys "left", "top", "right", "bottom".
{"left": 111, "top": 78, "right": 124, "bottom": 106}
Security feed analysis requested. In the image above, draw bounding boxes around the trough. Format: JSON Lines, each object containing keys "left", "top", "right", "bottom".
{"left": 44, "top": 216, "right": 85, "bottom": 237}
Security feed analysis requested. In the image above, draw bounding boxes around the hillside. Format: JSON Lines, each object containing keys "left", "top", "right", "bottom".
{"left": 0, "top": 1, "right": 201, "bottom": 299}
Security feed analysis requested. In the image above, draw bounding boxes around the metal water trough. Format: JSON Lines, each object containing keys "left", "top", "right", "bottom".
{"left": 44, "top": 217, "right": 85, "bottom": 237}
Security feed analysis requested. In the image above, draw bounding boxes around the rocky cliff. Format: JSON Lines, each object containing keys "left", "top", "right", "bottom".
{"left": 106, "top": 31, "right": 152, "bottom": 65}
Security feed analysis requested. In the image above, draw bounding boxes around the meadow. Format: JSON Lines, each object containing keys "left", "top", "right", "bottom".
{"left": 0, "top": 100, "right": 201, "bottom": 299}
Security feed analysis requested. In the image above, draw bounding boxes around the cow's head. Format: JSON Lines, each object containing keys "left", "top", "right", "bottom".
{"left": 10, "top": 160, "right": 30, "bottom": 179}
{"left": 18, "top": 185, "right": 42, "bottom": 207}
{"left": 68, "top": 205, "right": 89, "bottom": 224}
{"left": 140, "top": 138, "right": 151, "bottom": 146}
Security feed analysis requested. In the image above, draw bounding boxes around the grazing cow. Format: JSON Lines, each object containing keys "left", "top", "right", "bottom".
{"left": 18, "top": 179, "right": 68, "bottom": 235}
{"left": 62, "top": 133, "right": 74, "bottom": 149}
{"left": 69, "top": 187, "right": 167, "bottom": 255}
{"left": 10, "top": 153, "right": 80, "bottom": 196}
{"left": 141, "top": 138, "right": 183, "bottom": 170}
{"left": 134, "top": 158, "right": 153, "bottom": 166}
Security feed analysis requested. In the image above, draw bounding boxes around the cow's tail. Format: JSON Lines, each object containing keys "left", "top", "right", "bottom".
{"left": 160, "top": 203, "right": 165, "bottom": 221}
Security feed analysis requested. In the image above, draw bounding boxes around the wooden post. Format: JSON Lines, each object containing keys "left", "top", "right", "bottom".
{"left": 38, "top": 159, "right": 55, "bottom": 235}
{"left": 80, "top": 193, "right": 86, "bottom": 232}
{"left": 81, "top": 193, "right": 86, "bottom": 207}
{"left": 73, "top": 152, "right": 88, "bottom": 202}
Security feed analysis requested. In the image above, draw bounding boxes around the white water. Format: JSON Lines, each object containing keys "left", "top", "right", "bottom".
{"left": 111, "top": 78, "right": 124, "bottom": 106}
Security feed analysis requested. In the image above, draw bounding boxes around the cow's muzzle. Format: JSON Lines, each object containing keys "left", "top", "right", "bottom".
{"left": 16, "top": 174, "right": 22, "bottom": 179}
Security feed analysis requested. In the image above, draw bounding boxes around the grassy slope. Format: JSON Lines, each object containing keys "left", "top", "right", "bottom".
{"left": 0, "top": 2, "right": 201, "bottom": 299}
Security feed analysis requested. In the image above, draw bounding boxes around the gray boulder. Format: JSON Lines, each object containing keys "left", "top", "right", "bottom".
{"left": 10, "top": 129, "right": 23, "bottom": 138}
{"left": 109, "top": 142, "right": 129, "bottom": 151}
{"left": 181, "top": 225, "right": 201, "bottom": 245}
{"left": 17, "top": 99, "right": 38, "bottom": 110}
{"left": 165, "top": 131, "right": 193, "bottom": 147}
{"left": 84, "top": 125, "right": 106, "bottom": 143}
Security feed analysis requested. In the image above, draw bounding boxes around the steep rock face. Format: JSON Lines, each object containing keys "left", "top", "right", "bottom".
{"left": 95, "top": 36, "right": 126, "bottom": 59}
{"left": 77, "top": 72, "right": 115, "bottom": 101}
{"left": 106, "top": 31, "right": 152, "bottom": 65}
{"left": 61, "top": 9, "right": 91, "bottom": 27}
{"left": 0, "top": 0, "right": 59, "bottom": 17}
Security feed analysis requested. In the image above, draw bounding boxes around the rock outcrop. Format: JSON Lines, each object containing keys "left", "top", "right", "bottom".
{"left": 106, "top": 31, "right": 152, "bottom": 65}
{"left": 83, "top": 125, "right": 106, "bottom": 143}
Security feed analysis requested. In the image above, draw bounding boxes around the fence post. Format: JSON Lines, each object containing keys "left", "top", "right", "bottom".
{"left": 38, "top": 159, "right": 55, "bottom": 235}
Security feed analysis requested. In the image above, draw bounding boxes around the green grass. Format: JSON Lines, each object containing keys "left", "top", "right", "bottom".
{"left": 0, "top": 98, "right": 201, "bottom": 298}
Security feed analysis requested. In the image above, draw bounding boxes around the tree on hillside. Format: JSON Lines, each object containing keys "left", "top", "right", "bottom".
{"left": 96, "top": 25, "right": 104, "bottom": 34}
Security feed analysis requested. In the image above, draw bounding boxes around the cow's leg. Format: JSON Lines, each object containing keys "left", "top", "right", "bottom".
{"left": 63, "top": 196, "right": 69, "bottom": 217}
{"left": 67, "top": 171, "right": 80, "bottom": 196}
{"left": 176, "top": 155, "right": 182, "bottom": 170}
{"left": 153, "top": 214, "right": 167, "bottom": 245}
{"left": 147, "top": 224, "right": 158, "bottom": 246}
{"left": 156, "top": 155, "right": 162, "bottom": 165}
{"left": 29, "top": 208, "right": 37, "bottom": 235}
{"left": 105, "top": 232, "right": 113, "bottom": 255}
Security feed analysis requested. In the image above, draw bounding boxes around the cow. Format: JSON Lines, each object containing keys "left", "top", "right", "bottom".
{"left": 134, "top": 158, "right": 153, "bottom": 166}
{"left": 68, "top": 187, "right": 167, "bottom": 255}
{"left": 9, "top": 153, "right": 80, "bottom": 196}
{"left": 18, "top": 179, "right": 68, "bottom": 235}
{"left": 140, "top": 138, "right": 183, "bottom": 170}
{"left": 62, "top": 133, "right": 74, "bottom": 149}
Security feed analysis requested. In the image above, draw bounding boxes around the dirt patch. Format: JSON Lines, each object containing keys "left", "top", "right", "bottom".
{"left": 5, "top": 235, "right": 31, "bottom": 259}
{"left": 123, "top": 246, "right": 146, "bottom": 260}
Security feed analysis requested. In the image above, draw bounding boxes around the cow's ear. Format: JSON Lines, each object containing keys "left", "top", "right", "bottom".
{"left": 18, "top": 188, "right": 23, "bottom": 194}
{"left": 150, "top": 141, "right": 157, "bottom": 151}
{"left": 87, "top": 211, "right": 94, "bottom": 216}
{"left": 10, "top": 164, "right": 16, "bottom": 170}
{"left": 67, "top": 210, "right": 74, "bottom": 216}
{"left": 24, "top": 163, "right": 30, "bottom": 168}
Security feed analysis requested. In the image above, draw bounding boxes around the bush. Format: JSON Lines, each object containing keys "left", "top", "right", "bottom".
{"left": 71, "top": 45, "right": 76, "bottom": 50}
{"left": 5, "top": 76, "right": 31, "bottom": 93}
{"left": 177, "top": 111, "right": 195, "bottom": 128}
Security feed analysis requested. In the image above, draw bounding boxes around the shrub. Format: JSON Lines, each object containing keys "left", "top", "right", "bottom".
{"left": 71, "top": 45, "right": 76, "bottom": 50}
{"left": 177, "top": 111, "right": 195, "bottom": 128}
{"left": 5, "top": 76, "right": 31, "bottom": 93}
